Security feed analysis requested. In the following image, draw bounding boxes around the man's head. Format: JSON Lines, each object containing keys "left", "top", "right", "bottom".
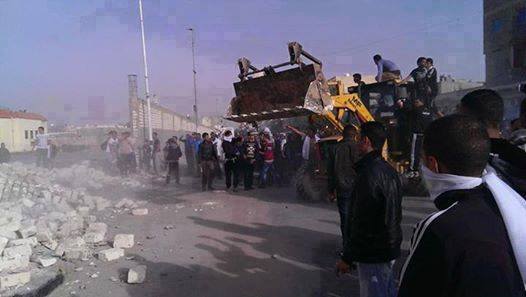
{"left": 353, "top": 73, "right": 362, "bottom": 84}
{"left": 413, "top": 98, "right": 424, "bottom": 108}
{"left": 109, "top": 130, "right": 117, "bottom": 138}
{"left": 38, "top": 126, "right": 44, "bottom": 133}
{"left": 373, "top": 54, "right": 382, "bottom": 65}
{"left": 423, "top": 114, "right": 490, "bottom": 177}
{"left": 458, "top": 89, "right": 503, "bottom": 130}
{"left": 153, "top": 132, "right": 158, "bottom": 139}
{"left": 248, "top": 132, "right": 256, "bottom": 142}
{"left": 426, "top": 57, "right": 434, "bottom": 67}
{"left": 358, "top": 122, "right": 386, "bottom": 155}
{"left": 202, "top": 132, "right": 210, "bottom": 141}
{"left": 224, "top": 130, "right": 232, "bottom": 138}
{"left": 342, "top": 125, "right": 357, "bottom": 140}
{"left": 417, "top": 57, "right": 427, "bottom": 67}
{"left": 0, "top": 143, "right": 5, "bottom": 149}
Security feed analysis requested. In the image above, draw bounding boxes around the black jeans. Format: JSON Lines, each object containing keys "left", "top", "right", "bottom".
{"left": 410, "top": 133, "right": 424, "bottom": 171}
{"left": 166, "top": 161, "right": 180, "bottom": 184}
{"left": 224, "top": 160, "right": 240, "bottom": 189}
{"left": 337, "top": 190, "right": 352, "bottom": 248}
{"left": 244, "top": 161, "right": 255, "bottom": 189}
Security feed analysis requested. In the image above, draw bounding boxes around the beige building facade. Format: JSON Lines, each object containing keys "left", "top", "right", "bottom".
{"left": 0, "top": 109, "right": 48, "bottom": 152}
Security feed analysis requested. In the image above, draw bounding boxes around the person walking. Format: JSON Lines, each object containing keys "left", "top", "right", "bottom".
{"left": 103, "top": 130, "right": 119, "bottom": 172}
{"left": 33, "top": 126, "right": 49, "bottom": 168}
{"left": 164, "top": 137, "right": 182, "bottom": 185}
{"left": 327, "top": 125, "right": 359, "bottom": 248}
{"left": 117, "top": 131, "right": 135, "bottom": 177}
{"left": 0, "top": 143, "right": 11, "bottom": 163}
{"left": 198, "top": 132, "right": 218, "bottom": 191}
{"left": 242, "top": 131, "right": 259, "bottom": 191}
{"left": 336, "top": 121, "right": 402, "bottom": 297}
{"left": 222, "top": 130, "right": 241, "bottom": 191}
{"left": 398, "top": 114, "right": 526, "bottom": 297}
{"left": 152, "top": 132, "right": 161, "bottom": 174}
{"left": 258, "top": 132, "right": 275, "bottom": 188}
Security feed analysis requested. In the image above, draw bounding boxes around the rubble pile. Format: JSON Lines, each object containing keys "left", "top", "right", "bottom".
{"left": 0, "top": 162, "right": 145, "bottom": 292}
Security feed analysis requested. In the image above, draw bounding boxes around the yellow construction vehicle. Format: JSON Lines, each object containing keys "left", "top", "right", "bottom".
{"left": 226, "top": 42, "right": 421, "bottom": 200}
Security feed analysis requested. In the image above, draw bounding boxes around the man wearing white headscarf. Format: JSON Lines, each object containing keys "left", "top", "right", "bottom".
{"left": 398, "top": 115, "right": 526, "bottom": 297}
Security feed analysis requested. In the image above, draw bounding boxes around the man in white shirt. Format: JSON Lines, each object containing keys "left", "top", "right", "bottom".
{"left": 33, "top": 126, "right": 49, "bottom": 168}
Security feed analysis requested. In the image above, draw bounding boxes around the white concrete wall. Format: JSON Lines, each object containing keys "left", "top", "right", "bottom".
{"left": 0, "top": 118, "right": 48, "bottom": 152}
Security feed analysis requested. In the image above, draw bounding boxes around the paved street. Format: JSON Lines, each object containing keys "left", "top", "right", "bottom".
{"left": 14, "top": 149, "right": 436, "bottom": 297}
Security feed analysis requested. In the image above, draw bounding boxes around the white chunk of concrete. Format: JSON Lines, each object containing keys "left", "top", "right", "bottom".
{"left": 0, "top": 271, "right": 31, "bottom": 289}
{"left": 127, "top": 265, "right": 146, "bottom": 284}
{"left": 132, "top": 208, "right": 148, "bottom": 216}
{"left": 113, "top": 234, "right": 134, "bottom": 249}
{"left": 97, "top": 248, "right": 124, "bottom": 262}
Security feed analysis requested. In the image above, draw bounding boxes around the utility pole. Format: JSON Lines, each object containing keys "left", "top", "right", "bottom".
{"left": 187, "top": 28, "right": 198, "bottom": 133}
{"left": 138, "top": 0, "right": 153, "bottom": 141}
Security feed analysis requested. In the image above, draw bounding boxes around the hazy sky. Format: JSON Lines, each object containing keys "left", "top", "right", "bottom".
{"left": 0, "top": 0, "right": 484, "bottom": 124}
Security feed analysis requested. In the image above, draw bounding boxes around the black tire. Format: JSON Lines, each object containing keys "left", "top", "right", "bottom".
{"left": 294, "top": 162, "right": 325, "bottom": 201}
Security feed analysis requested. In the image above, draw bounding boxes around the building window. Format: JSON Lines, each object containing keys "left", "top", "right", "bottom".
{"left": 491, "top": 19, "right": 503, "bottom": 33}
{"left": 25, "top": 130, "right": 28, "bottom": 139}
{"left": 30, "top": 130, "right": 34, "bottom": 139}
{"left": 512, "top": 41, "right": 526, "bottom": 69}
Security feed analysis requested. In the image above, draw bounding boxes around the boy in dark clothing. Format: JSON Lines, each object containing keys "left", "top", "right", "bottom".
{"left": 242, "top": 132, "right": 259, "bottom": 190}
{"left": 398, "top": 114, "right": 525, "bottom": 297}
{"left": 164, "top": 137, "right": 182, "bottom": 185}
{"left": 198, "top": 132, "right": 218, "bottom": 191}
{"left": 409, "top": 99, "right": 434, "bottom": 172}
{"left": 0, "top": 143, "right": 10, "bottom": 163}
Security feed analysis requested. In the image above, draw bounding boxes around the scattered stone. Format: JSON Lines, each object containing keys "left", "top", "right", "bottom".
{"left": 3, "top": 245, "right": 32, "bottom": 259}
{"left": 164, "top": 225, "right": 174, "bottom": 230}
{"left": 0, "top": 271, "right": 31, "bottom": 289}
{"left": 8, "top": 237, "right": 38, "bottom": 247}
{"left": 97, "top": 248, "right": 124, "bottom": 262}
{"left": 127, "top": 265, "right": 146, "bottom": 284}
{"left": 110, "top": 276, "right": 119, "bottom": 282}
{"left": 42, "top": 240, "right": 59, "bottom": 251}
{"left": 21, "top": 198, "right": 35, "bottom": 208}
{"left": 0, "top": 256, "right": 30, "bottom": 272}
{"left": 74, "top": 267, "right": 83, "bottom": 272}
{"left": 113, "top": 234, "right": 134, "bottom": 249}
{"left": 38, "top": 257, "right": 57, "bottom": 267}
{"left": 132, "top": 208, "right": 148, "bottom": 216}
{"left": 90, "top": 272, "right": 98, "bottom": 278}
{"left": 146, "top": 235, "right": 155, "bottom": 240}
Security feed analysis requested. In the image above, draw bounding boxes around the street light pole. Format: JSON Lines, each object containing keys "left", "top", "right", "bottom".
{"left": 187, "top": 28, "right": 198, "bottom": 133}
{"left": 138, "top": 0, "right": 153, "bottom": 141}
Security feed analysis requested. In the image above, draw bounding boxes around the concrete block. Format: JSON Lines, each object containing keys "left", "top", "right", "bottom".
{"left": 36, "top": 229, "right": 53, "bottom": 243}
{"left": 3, "top": 245, "right": 32, "bottom": 259}
{"left": 97, "top": 248, "right": 124, "bottom": 262}
{"left": 87, "top": 223, "right": 107, "bottom": 235}
{"left": 16, "top": 224, "right": 37, "bottom": 239}
{"left": 127, "top": 265, "right": 146, "bottom": 284}
{"left": 84, "top": 232, "right": 105, "bottom": 244}
{"left": 113, "top": 234, "right": 134, "bottom": 249}
{"left": 77, "top": 206, "right": 90, "bottom": 217}
{"left": 0, "top": 256, "right": 29, "bottom": 272}
{"left": 132, "top": 208, "right": 148, "bottom": 216}
{"left": 7, "top": 237, "right": 38, "bottom": 247}
{"left": 0, "top": 231, "right": 17, "bottom": 240}
{"left": 64, "top": 248, "right": 90, "bottom": 261}
{"left": 95, "top": 197, "right": 110, "bottom": 211}
{"left": 0, "top": 220, "right": 21, "bottom": 233}
{"left": 21, "top": 198, "right": 35, "bottom": 208}
{"left": 0, "top": 271, "right": 31, "bottom": 289}
{"left": 54, "top": 242, "right": 65, "bottom": 257}
{"left": 37, "top": 257, "right": 57, "bottom": 268}
{"left": 42, "top": 240, "right": 58, "bottom": 251}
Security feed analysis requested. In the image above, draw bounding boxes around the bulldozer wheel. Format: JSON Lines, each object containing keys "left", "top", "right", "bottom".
{"left": 294, "top": 162, "right": 323, "bottom": 201}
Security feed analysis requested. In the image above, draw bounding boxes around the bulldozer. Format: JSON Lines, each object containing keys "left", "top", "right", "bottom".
{"left": 225, "top": 42, "right": 422, "bottom": 200}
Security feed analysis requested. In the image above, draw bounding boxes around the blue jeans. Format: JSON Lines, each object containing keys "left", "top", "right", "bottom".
{"left": 259, "top": 162, "right": 273, "bottom": 185}
{"left": 357, "top": 261, "right": 397, "bottom": 297}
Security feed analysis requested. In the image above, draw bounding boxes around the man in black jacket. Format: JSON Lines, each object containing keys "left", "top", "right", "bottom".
{"left": 221, "top": 130, "right": 240, "bottom": 191}
{"left": 458, "top": 89, "right": 526, "bottom": 196}
{"left": 198, "top": 132, "right": 218, "bottom": 191}
{"left": 399, "top": 114, "right": 525, "bottom": 297}
{"left": 327, "top": 125, "right": 359, "bottom": 247}
{"left": 336, "top": 121, "right": 402, "bottom": 297}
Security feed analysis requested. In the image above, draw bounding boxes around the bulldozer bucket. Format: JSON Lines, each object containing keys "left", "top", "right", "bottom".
{"left": 225, "top": 64, "right": 332, "bottom": 122}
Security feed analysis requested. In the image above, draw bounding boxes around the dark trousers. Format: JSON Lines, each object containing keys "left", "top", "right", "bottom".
{"left": 185, "top": 150, "right": 194, "bottom": 173}
{"left": 337, "top": 190, "right": 352, "bottom": 248}
{"left": 36, "top": 148, "right": 48, "bottom": 168}
{"left": 118, "top": 153, "right": 135, "bottom": 176}
{"left": 224, "top": 160, "right": 240, "bottom": 189}
{"left": 201, "top": 160, "right": 215, "bottom": 189}
{"left": 166, "top": 161, "right": 180, "bottom": 184}
{"left": 410, "top": 133, "right": 424, "bottom": 171}
{"left": 244, "top": 162, "right": 255, "bottom": 189}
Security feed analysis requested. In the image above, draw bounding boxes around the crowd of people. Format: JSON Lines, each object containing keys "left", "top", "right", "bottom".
{"left": 332, "top": 89, "right": 526, "bottom": 297}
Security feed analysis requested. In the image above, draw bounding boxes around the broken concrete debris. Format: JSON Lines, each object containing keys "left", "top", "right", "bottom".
{"left": 127, "top": 265, "right": 147, "bottom": 284}
{"left": 113, "top": 234, "right": 134, "bottom": 249}
{"left": 132, "top": 208, "right": 148, "bottom": 216}
{"left": 0, "top": 161, "right": 146, "bottom": 293}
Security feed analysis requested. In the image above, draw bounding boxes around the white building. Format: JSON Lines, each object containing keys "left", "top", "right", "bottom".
{"left": 0, "top": 109, "right": 48, "bottom": 152}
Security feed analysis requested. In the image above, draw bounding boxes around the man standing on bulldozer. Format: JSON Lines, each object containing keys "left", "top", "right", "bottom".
{"left": 373, "top": 54, "right": 401, "bottom": 82}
